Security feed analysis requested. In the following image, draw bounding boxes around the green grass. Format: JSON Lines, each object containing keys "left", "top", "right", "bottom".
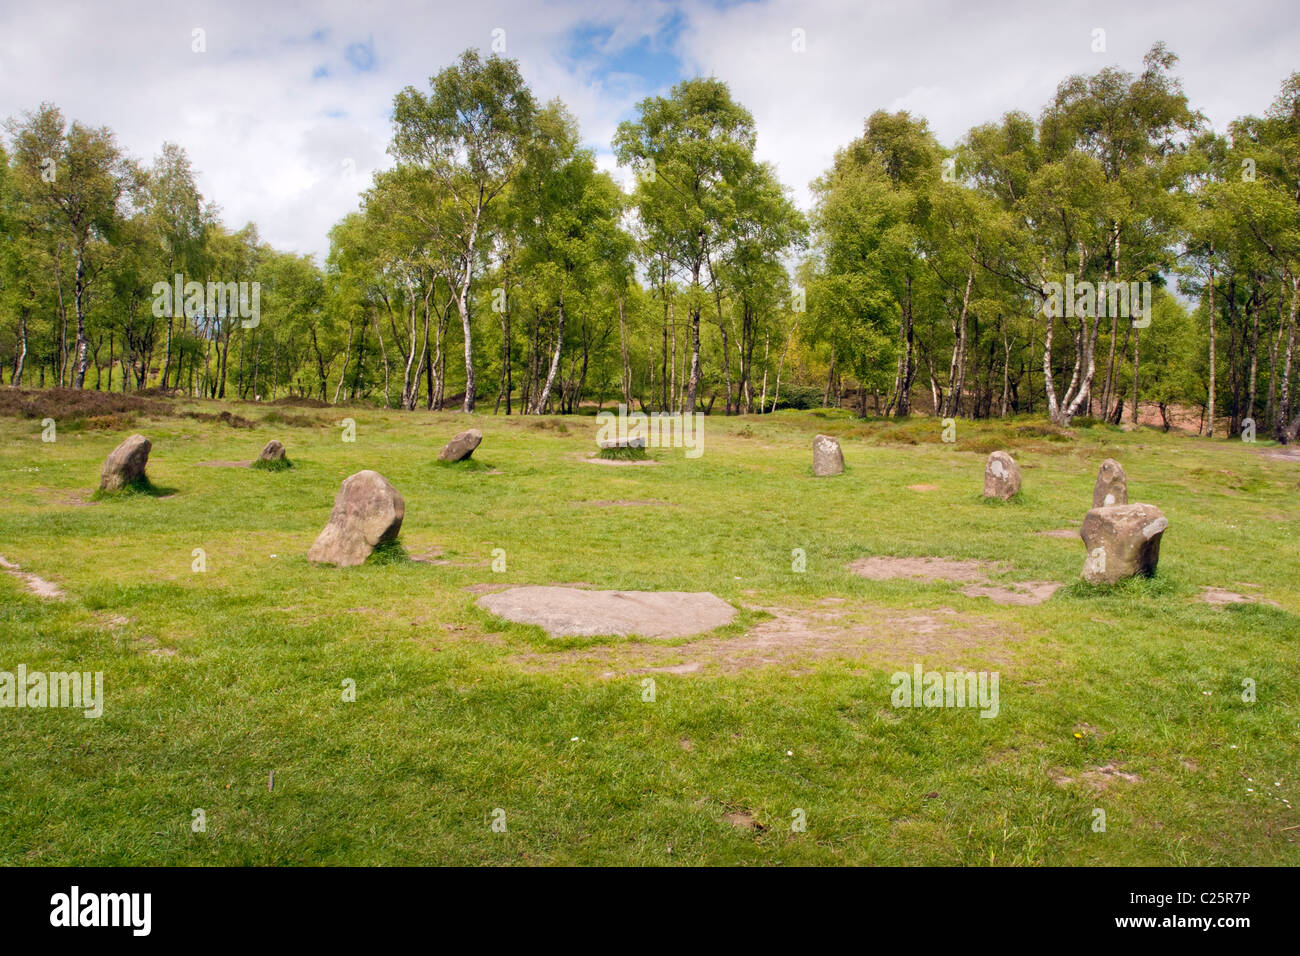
{"left": 250, "top": 456, "right": 293, "bottom": 472}
{"left": 597, "top": 443, "right": 649, "bottom": 461}
{"left": 435, "top": 456, "right": 491, "bottom": 471}
{"left": 0, "top": 401, "right": 1297, "bottom": 865}
{"left": 88, "top": 474, "right": 174, "bottom": 500}
{"left": 365, "top": 540, "right": 410, "bottom": 565}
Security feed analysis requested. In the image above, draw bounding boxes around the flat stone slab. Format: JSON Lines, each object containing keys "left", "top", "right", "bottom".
{"left": 477, "top": 586, "right": 736, "bottom": 639}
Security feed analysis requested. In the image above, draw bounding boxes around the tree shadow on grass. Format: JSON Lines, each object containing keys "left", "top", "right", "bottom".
{"left": 436, "top": 458, "right": 494, "bottom": 471}
{"left": 977, "top": 491, "right": 1030, "bottom": 507}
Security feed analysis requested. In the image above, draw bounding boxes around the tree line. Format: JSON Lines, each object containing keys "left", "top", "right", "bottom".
{"left": 2, "top": 44, "right": 1298, "bottom": 439}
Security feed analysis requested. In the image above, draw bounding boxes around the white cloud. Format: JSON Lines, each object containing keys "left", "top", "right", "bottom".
{"left": 1, "top": 0, "right": 1294, "bottom": 262}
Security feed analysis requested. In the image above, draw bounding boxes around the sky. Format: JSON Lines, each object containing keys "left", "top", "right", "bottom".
{"left": 1, "top": 0, "right": 1296, "bottom": 263}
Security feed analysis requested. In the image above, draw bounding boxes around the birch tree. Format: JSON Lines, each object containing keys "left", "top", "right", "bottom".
{"left": 391, "top": 49, "right": 536, "bottom": 412}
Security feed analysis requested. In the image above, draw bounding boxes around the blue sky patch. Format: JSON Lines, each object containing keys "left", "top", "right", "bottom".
{"left": 345, "top": 39, "right": 376, "bottom": 73}
{"left": 563, "top": 9, "right": 688, "bottom": 97}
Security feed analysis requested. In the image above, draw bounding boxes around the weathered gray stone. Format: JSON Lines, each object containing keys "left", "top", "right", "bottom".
{"left": 258, "top": 439, "right": 286, "bottom": 462}
{"left": 438, "top": 428, "right": 482, "bottom": 462}
{"left": 99, "top": 434, "right": 151, "bottom": 492}
{"left": 983, "top": 450, "right": 1021, "bottom": 500}
{"left": 812, "top": 434, "right": 844, "bottom": 476}
{"left": 597, "top": 436, "right": 647, "bottom": 450}
{"left": 307, "top": 470, "right": 405, "bottom": 567}
{"left": 477, "top": 586, "right": 737, "bottom": 639}
{"left": 1080, "top": 503, "right": 1167, "bottom": 585}
{"left": 1092, "top": 458, "right": 1127, "bottom": 508}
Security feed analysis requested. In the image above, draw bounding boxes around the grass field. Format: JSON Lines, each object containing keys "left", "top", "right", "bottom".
{"left": 1, "top": 396, "right": 1297, "bottom": 865}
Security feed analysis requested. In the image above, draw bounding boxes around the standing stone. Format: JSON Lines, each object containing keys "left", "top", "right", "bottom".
{"left": 1092, "top": 458, "right": 1127, "bottom": 508}
{"left": 1080, "top": 503, "right": 1167, "bottom": 585}
{"left": 99, "top": 434, "right": 151, "bottom": 492}
{"left": 812, "top": 434, "right": 844, "bottom": 476}
{"left": 983, "top": 450, "right": 1021, "bottom": 500}
{"left": 438, "top": 428, "right": 482, "bottom": 462}
{"left": 307, "top": 470, "right": 405, "bottom": 567}
{"left": 258, "top": 439, "right": 287, "bottom": 463}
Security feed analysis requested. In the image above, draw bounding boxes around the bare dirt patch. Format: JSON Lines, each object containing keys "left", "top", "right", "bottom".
{"left": 906, "top": 483, "right": 940, "bottom": 492}
{"left": 33, "top": 486, "right": 96, "bottom": 507}
{"left": 960, "top": 581, "right": 1062, "bottom": 606}
{"left": 723, "top": 810, "right": 766, "bottom": 831}
{"left": 1198, "top": 586, "right": 1280, "bottom": 607}
{"left": 581, "top": 455, "right": 659, "bottom": 467}
{"left": 133, "top": 634, "right": 177, "bottom": 657}
{"left": 1050, "top": 762, "right": 1142, "bottom": 791}
{"left": 1258, "top": 446, "right": 1300, "bottom": 462}
{"left": 478, "top": 586, "right": 737, "bottom": 638}
{"left": 850, "top": 555, "right": 1061, "bottom": 607}
{"left": 463, "top": 582, "right": 511, "bottom": 594}
{"left": 630, "top": 662, "right": 703, "bottom": 675}
{"left": 511, "top": 601, "right": 1012, "bottom": 676}
{"left": 410, "top": 545, "right": 487, "bottom": 568}
{"left": 1035, "top": 528, "right": 1080, "bottom": 539}
{"left": 410, "top": 545, "right": 451, "bottom": 565}
{"left": 849, "top": 556, "right": 997, "bottom": 583}
{"left": 0, "top": 554, "right": 65, "bottom": 599}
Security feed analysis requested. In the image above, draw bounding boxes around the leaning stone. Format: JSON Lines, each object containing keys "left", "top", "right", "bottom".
{"left": 597, "top": 436, "right": 649, "bottom": 461}
{"left": 812, "top": 434, "right": 844, "bottom": 476}
{"left": 983, "top": 450, "right": 1021, "bottom": 500}
{"left": 100, "top": 434, "right": 151, "bottom": 492}
{"left": 307, "top": 470, "right": 405, "bottom": 567}
{"left": 258, "top": 439, "right": 287, "bottom": 462}
{"left": 438, "top": 428, "right": 482, "bottom": 462}
{"left": 1080, "top": 503, "right": 1167, "bottom": 585}
{"left": 1092, "top": 458, "right": 1127, "bottom": 508}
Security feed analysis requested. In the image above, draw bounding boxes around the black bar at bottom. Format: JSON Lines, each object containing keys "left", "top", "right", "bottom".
{"left": 0, "top": 865, "right": 1288, "bottom": 942}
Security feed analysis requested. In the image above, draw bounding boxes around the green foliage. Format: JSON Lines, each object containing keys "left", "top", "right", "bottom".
{"left": 771, "top": 383, "right": 824, "bottom": 410}
{"left": 1, "top": 47, "right": 1297, "bottom": 442}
